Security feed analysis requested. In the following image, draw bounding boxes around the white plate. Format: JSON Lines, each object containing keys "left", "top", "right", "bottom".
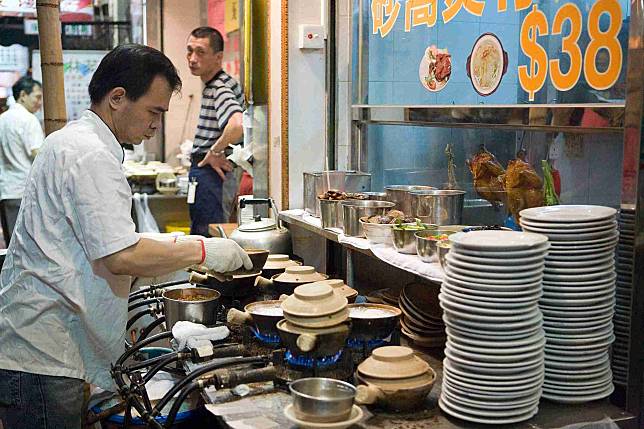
{"left": 549, "top": 232, "right": 619, "bottom": 248}
{"left": 545, "top": 329, "right": 614, "bottom": 345}
{"left": 548, "top": 244, "right": 617, "bottom": 256}
{"left": 446, "top": 267, "right": 544, "bottom": 283}
{"left": 440, "top": 291, "right": 538, "bottom": 312}
{"left": 543, "top": 261, "right": 613, "bottom": 275}
{"left": 442, "top": 380, "right": 542, "bottom": 406}
{"left": 439, "top": 396, "right": 538, "bottom": 424}
{"left": 453, "top": 243, "right": 550, "bottom": 259}
{"left": 522, "top": 221, "right": 616, "bottom": 235}
{"left": 443, "top": 281, "right": 542, "bottom": 301}
{"left": 545, "top": 363, "right": 610, "bottom": 380}
{"left": 527, "top": 229, "right": 617, "bottom": 241}
{"left": 539, "top": 292, "right": 615, "bottom": 307}
{"left": 444, "top": 358, "right": 543, "bottom": 382}
{"left": 443, "top": 375, "right": 543, "bottom": 398}
{"left": 543, "top": 270, "right": 614, "bottom": 282}
{"left": 446, "top": 329, "right": 545, "bottom": 353}
{"left": 540, "top": 305, "right": 614, "bottom": 319}
{"left": 446, "top": 253, "right": 544, "bottom": 273}
{"left": 449, "top": 252, "right": 545, "bottom": 266}
{"left": 450, "top": 230, "right": 549, "bottom": 251}
{"left": 440, "top": 294, "right": 541, "bottom": 320}
{"left": 284, "top": 404, "right": 363, "bottom": 429}
{"left": 445, "top": 347, "right": 544, "bottom": 375}
{"left": 444, "top": 318, "right": 542, "bottom": 341}
{"left": 542, "top": 286, "right": 615, "bottom": 299}
{"left": 446, "top": 342, "right": 543, "bottom": 365}
{"left": 541, "top": 385, "right": 613, "bottom": 404}
{"left": 545, "top": 354, "right": 608, "bottom": 369}
{"left": 546, "top": 248, "right": 616, "bottom": 261}
{"left": 520, "top": 218, "right": 616, "bottom": 230}
{"left": 519, "top": 205, "right": 617, "bottom": 223}
{"left": 542, "top": 379, "right": 613, "bottom": 395}
{"left": 543, "top": 374, "right": 612, "bottom": 391}
{"left": 542, "top": 314, "right": 613, "bottom": 327}
{"left": 443, "top": 311, "right": 542, "bottom": 332}
{"left": 543, "top": 254, "right": 614, "bottom": 268}
{"left": 444, "top": 368, "right": 544, "bottom": 393}
{"left": 442, "top": 283, "right": 541, "bottom": 305}
{"left": 441, "top": 384, "right": 541, "bottom": 411}
{"left": 444, "top": 276, "right": 542, "bottom": 293}
{"left": 543, "top": 272, "right": 616, "bottom": 287}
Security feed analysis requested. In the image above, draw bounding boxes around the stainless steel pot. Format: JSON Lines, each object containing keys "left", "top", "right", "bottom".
{"left": 319, "top": 199, "right": 343, "bottom": 229}
{"left": 341, "top": 200, "right": 395, "bottom": 237}
{"left": 162, "top": 287, "right": 221, "bottom": 329}
{"left": 225, "top": 198, "right": 292, "bottom": 255}
{"left": 384, "top": 185, "right": 435, "bottom": 215}
{"left": 410, "top": 190, "right": 466, "bottom": 225}
{"left": 362, "top": 192, "right": 388, "bottom": 201}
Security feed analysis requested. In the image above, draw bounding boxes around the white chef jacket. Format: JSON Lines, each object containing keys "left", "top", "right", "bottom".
{"left": 0, "top": 103, "right": 45, "bottom": 199}
{"left": 0, "top": 110, "right": 140, "bottom": 390}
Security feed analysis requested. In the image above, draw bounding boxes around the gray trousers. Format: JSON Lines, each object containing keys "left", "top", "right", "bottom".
{"left": 0, "top": 369, "right": 84, "bottom": 429}
{"left": 0, "top": 199, "right": 20, "bottom": 246}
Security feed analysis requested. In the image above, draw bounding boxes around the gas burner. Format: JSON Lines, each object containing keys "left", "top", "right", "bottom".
{"left": 251, "top": 327, "right": 281, "bottom": 345}
{"left": 347, "top": 337, "right": 388, "bottom": 350}
{"left": 284, "top": 349, "right": 344, "bottom": 369}
{"left": 272, "top": 349, "right": 354, "bottom": 384}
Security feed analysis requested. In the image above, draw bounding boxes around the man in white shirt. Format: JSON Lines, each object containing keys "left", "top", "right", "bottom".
{"left": 0, "top": 76, "right": 44, "bottom": 245}
{"left": 0, "top": 44, "right": 252, "bottom": 429}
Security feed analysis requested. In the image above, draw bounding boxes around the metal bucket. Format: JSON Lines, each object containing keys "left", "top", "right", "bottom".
{"left": 162, "top": 287, "right": 221, "bottom": 329}
{"left": 319, "top": 199, "right": 343, "bottom": 229}
{"left": 410, "top": 190, "right": 466, "bottom": 225}
{"left": 384, "top": 185, "right": 435, "bottom": 215}
{"left": 341, "top": 200, "right": 396, "bottom": 237}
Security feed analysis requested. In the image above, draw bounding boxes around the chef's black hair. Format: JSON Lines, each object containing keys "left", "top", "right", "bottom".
{"left": 190, "top": 27, "right": 224, "bottom": 53}
{"left": 88, "top": 44, "right": 181, "bottom": 104}
{"left": 12, "top": 76, "right": 41, "bottom": 101}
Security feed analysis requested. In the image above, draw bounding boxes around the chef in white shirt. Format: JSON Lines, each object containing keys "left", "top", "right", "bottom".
{"left": 0, "top": 44, "right": 252, "bottom": 429}
{"left": 0, "top": 76, "right": 45, "bottom": 245}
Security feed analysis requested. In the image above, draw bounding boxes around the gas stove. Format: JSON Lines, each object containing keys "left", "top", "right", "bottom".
{"left": 272, "top": 347, "right": 354, "bottom": 384}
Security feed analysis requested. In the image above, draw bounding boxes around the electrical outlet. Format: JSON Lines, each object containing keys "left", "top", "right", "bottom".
{"left": 299, "top": 25, "right": 325, "bottom": 49}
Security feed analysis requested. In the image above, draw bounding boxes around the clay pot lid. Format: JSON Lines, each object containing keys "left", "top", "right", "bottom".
{"left": 277, "top": 318, "right": 350, "bottom": 335}
{"left": 357, "top": 346, "right": 430, "bottom": 380}
{"left": 274, "top": 266, "right": 328, "bottom": 283}
{"left": 356, "top": 370, "right": 436, "bottom": 391}
{"left": 323, "top": 279, "right": 358, "bottom": 300}
{"left": 283, "top": 306, "right": 349, "bottom": 329}
{"left": 281, "top": 282, "right": 348, "bottom": 317}
{"left": 263, "top": 254, "right": 301, "bottom": 270}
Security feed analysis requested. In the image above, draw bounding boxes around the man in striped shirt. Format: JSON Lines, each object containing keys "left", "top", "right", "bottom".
{"left": 187, "top": 26, "right": 244, "bottom": 235}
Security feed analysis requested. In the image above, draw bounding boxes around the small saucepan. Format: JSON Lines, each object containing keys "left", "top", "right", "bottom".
{"left": 227, "top": 300, "right": 284, "bottom": 339}
{"left": 347, "top": 304, "right": 401, "bottom": 342}
{"left": 162, "top": 287, "right": 221, "bottom": 329}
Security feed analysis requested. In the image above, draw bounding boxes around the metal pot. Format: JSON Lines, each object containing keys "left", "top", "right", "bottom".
{"left": 162, "top": 287, "right": 221, "bottom": 329}
{"left": 347, "top": 304, "right": 401, "bottom": 342}
{"left": 227, "top": 300, "right": 284, "bottom": 339}
{"left": 410, "top": 190, "right": 466, "bottom": 225}
{"left": 289, "top": 378, "right": 356, "bottom": 423}
{"left": 342, "top": 200, "right": 396, "bottom": 237}
{"left": 224, "top": 198, "right": 292, "bottom": 255}
{"left": 319, "top": 199, "right": 343, "bottom": 229}
{"left": 384, "top": 185, "right": 435, "bottom": 215}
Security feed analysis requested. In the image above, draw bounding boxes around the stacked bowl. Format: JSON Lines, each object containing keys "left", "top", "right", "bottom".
{"left": 439, "top": 230, "right": 549, "bottom": 424}
{"left": 398, "top": 282, "right": 446, "bottom": 347}
{"left": 520, "top": 205, "right": 617, "bottom": 403}
{"left": 613, "top": 208, "right": 635, "bottom": 385}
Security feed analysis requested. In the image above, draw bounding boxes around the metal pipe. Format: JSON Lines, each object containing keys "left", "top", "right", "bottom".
{"left": 127, "top": 308, "right": 155, "bottom": 330}
{"left": 115, "top": 331, "right": 174, "bottom": 368}
{"left": 325, "top": 0, "right": 336, "bottom": 169}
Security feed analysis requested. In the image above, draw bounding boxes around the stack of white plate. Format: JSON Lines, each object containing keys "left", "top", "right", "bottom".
{"left": 439, "top": 230, "right": 549, "bottom": 425}
{"left": 520, "top": 205, "right": 617, "bottom": 403}
{"left": 613, "top": 208, "right": 635, "bottom": 385}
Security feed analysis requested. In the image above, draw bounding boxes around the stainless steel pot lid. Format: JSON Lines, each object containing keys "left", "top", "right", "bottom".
{"left": 238, "top": 217, "right": 277, "bottom": 232}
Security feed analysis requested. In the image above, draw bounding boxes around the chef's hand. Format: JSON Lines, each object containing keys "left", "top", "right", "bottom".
{"left": 198, "top": 237, "right": 253, "bottom": 273}
{"left": 198, "top": 151, "right": 233, "bottom": 181}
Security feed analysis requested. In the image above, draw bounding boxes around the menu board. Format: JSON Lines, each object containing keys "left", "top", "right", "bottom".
{"left": 32, "top": 50, "right": 107, "bottom": 121}
{"left": 363, "top": 0, "right": 630, "bottom": 105}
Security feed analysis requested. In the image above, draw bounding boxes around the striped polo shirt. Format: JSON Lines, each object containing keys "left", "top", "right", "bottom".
{"left": 192, "top": 69, "right": 245, "bottom": 155}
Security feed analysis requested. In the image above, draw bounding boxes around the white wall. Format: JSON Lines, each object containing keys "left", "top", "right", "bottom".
{"left": 268, "top": 0, "right": 283, "bottom": 208}
{"left": 162, "top": 0, "right": 205, "bottom": 165}
{"left": 336, "top": 0, "right": 352, "bottom": 170}
{"left": 287, "top": 0, "right": 327, "bottom": 208}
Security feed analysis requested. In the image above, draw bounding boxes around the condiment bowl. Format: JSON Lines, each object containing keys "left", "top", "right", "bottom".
{"left": 289, "top": 378, "right": 357, "bottom": 423}
{"left": 415, "top": 229, "right": 458, "bottom": 263}
{"left": 392, "top": 224, "right": 437, "bottom": 254}
{"left": 437, "top": 241, "right": 451, "bottom": 269}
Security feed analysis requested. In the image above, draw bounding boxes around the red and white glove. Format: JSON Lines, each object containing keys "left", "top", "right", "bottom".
{"left": 177, "top": 236, "right": 252, "bottom": 273}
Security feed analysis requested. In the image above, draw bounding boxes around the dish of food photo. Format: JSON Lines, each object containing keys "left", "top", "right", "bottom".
{"left": 419, "top": 45, "right": 452, "bottom": 92}
{"left": 466, "top": 33, "right": 508, "bottom": 96}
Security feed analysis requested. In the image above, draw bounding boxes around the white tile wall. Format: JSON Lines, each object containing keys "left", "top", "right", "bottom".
{"left": 336, "top": 0, "right": 353, "bottom": 169}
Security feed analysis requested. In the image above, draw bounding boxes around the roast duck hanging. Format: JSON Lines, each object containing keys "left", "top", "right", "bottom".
{"left": 467, "top": 146, "right": 543, "bottom": 223}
